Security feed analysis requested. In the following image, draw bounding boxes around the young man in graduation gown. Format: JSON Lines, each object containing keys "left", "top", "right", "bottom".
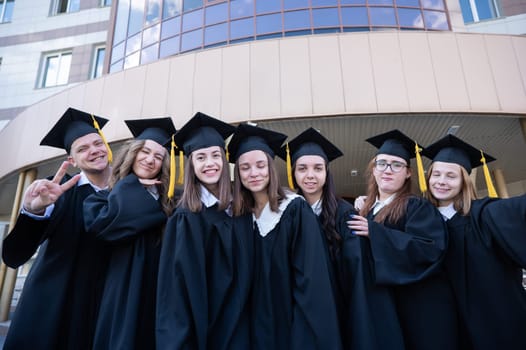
{"left": 2, "top": 108, "right": 112, "bottom": 350}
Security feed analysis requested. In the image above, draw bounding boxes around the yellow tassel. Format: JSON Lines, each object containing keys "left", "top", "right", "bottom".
{"left": 225, "top": 144, "right": 230, "bottom": 163}
{"left": 286, "top": 143, "right": 295, "bottom": 190}
{"left": 168, "top": 135, "right": 176, "bottom": 199}
{"left": 91, "top": 114, "right": 113, "bottom": 163}
{"left": 415, "top": 141, "right": 427, "bottom": 193}
{"left": 177, "top": 149, "right": 184, "bottom": 185}
{"left": 480, "top": 150, "right": 498, "bottom": 198}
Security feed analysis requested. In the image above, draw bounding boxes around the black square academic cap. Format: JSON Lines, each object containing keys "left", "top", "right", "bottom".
{"left": 366, "top": 129, "right": 417, "bottom": 163}
{"left": 282, "top": 127, "right": 343, "bottom": 164}
{"left": 124, "top": 117, "right": 176, "bottom": 148}
{"left": 40, "top": 107, "right": 109, "bottom": 153}
{"left": 174, "top": 112, "right": 235, "bottom": 155}
{"left": 228, "top": 123, "right": 287, "bottom": 162}
{"left": 422, "top": 134, "right": 496, "bottom": 174}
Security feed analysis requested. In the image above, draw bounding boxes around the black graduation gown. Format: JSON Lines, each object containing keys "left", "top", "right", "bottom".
{"left": 2, "top": 176, "right": 109, "bottom": 350}
{"left": 83, "top": 173, "right": 166, "bottom": 350}
{"left": 444, "top": 195, "right": 526, "bottom": 350}
{"left": 367, "top": 196, "right": 459, "bottom": 350}
{"left": 156, "top": 203, "right": 253, "bottom": 350}
{"left": 251, "top": 195, "right": 341, "bottom": 350}
{"left": 334, "top": 200, "right": 405, "bottom": 350}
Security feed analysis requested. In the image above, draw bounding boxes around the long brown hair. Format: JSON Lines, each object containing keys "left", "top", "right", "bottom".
{"left": 232, "top": 152, "right": 285, "bottom": 216}
{"left": 109, "top": 139, "right": 174, "bottom": 216}
{"left": 359, "top": 157, "right": 413, "bottom": 225}
{"left": 177, "top": 149, "right": 232, "bottom": 212}
{"left": 424, "top": 162, "right": 477, "bottom": 216}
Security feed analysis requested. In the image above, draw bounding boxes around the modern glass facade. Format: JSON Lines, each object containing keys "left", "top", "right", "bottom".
{"left": 109, "top": 0, "right": 450, "bottom": 73}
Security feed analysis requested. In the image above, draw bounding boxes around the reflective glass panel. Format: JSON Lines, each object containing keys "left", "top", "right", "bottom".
{"left": 163, "top": 0, "right": 182, "bottom": 18}
{"left": 312, "top": 8, "right": 339, "bottom": 27}
{"left": 160, "top": 35, "right": 181, "bottom": 57}
{"left": 312, "top": 0, "right": 338, "bottom": 6}
{"left": 369, "top": 7, "right": 397, "bottom": 26}
{"left": 368, "top": 0, "right": 393, "bottom": 5}
{"left": 231, "top": 0, "right": 254, "bottom": 19}
{"left": 2, "top": 0, "right": 14, "bottom": 22}
{"left": 230, "top": 17, "right": 254, "bottom": 39}
{"left": 284, "top": 0, "right": 309, "bottom": 10}
{"left": 256, "top": 13, "right": 282, "bottom": 34}
{"left": 114, "top": 0, "right": 130, "bottom": 44}
{"left": 161, "top": 16, "right": 181, "bottom": 39}
{"left": 183, "top": 0, "right": 202, "bottom": 12}
{"left": 141, "top": 43, "right": 159, "bottom": 64}
{"left": 126, "top": 32, "right": 142, "bottom": 55}
{"left": 146, "top": 0, "right": 161, "bottom": 24}
{"left": 205, "top": 22, "right": 228, "bottom": 45}
{"left": 183, "top": 9, "right": 203, "bottom": 32}
{"left": 422, "top": 0, "right": 444, "bottom": 10}
{"left": 397, "top": 8, "right": 423, "bottom": 27}
{"left": 423, "top": 10, "right": 448, "bottom": 29}
{"left": 205, "top": 2, "right": 228, "bottom": 25}
{"left": 181, "top": 28, "right": 203, "bottom": 51}
{"left": 341, "top": 0, "right": 366, "bottom": 4}
{"left": 396, "top": 0, "right": 420, "bottom": 7}
{"left": 458, "top": 0, "right": 473, "bottom": 22}
{"left": 110, "top": 60, "right": 123, "bottom": 73}
{"left": 143, "top": 23, "right": 160, "bottom": 46}
{"left": 112, "top": 42, "right": 126, "bottom": 63}
{"left": 341, "top": 7, "right": 368, "bottom": 26}
{"left": 124, "top": 51, "right": 140, "bottom": 69}
{"left": 128, "top": 0, "right": 145, "bottom": 35}
{"left": 256, "top": 0, "right": 280, "bottom": 14}
{"left": 284, "top": 9, "right": 310, "bottom": 30}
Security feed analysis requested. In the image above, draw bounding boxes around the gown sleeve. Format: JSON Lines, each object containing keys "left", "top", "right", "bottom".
{"left": 83, "top": 173, "right": 165, "bottom": 243}
{"left": 156, "top": 209, "right": 208, "bottom": 350}
{"left": 477, "top": 194, "right": 526, "bottom": 267}
{"left": 368, "top": 197, "right": 448, "bottom": 285}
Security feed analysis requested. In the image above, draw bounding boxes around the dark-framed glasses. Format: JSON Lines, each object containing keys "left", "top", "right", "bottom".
{"left": 374, "top": 159, "right": 407, "bottom": 173}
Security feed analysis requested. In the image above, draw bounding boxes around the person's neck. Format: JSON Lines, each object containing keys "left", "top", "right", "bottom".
{"left": 203, "top": 183, "right": 220, "bottom": 199}
{"left": 303, "top": 192, "right": 321, "bottom": 206}
{"left": 85, "top": 167, "right": 111, "bottom": 189}
{"left": 252, "top": 191, "right": 269, "bottom": 219}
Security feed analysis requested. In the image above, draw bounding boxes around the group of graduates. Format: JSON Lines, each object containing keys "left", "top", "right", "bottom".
{"left": 1, "top": 107, "right": 526, "bottom": 350}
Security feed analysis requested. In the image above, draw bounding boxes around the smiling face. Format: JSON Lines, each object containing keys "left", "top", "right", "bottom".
{"left": 428, "top": 161, "right": 463, "bottom": 206}
{"left": 191, "top": 145, "right": 224, "bottom": 190}
{"left": 132, "top": 139, "right": 166, "bottom": 180}
{"left": 294, "top": 155, "right": 326, "bottom": 204}
{"left": 237, "top": 150, "right": 270, "bottom": 195}
{"left": 373, "top": 154, "right": 410, "bottom": 200}
{"left": 69, "top": 132, "right": 109, "bottom": 174}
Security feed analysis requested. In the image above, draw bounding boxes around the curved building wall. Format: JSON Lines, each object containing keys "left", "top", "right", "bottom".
{"left": 1, "top": 31, "right": 525, "bottom": 183}
{"left": 109, "top": 0, "right": 451, "bottom": 73}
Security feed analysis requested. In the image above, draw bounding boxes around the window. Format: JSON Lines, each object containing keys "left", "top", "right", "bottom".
{"left": 91, "top": 46, "right": 105, "bottom": 79}
{"left": 51, "top": 0, "right": 80, "bottom": 15}
{"left": 460, "top": 0, "right": 501, "bottom": 23}
{"left": 39, "top": 51, "right": 72, "bottom": 88}
{"left": 101, "top": 0, "right": 112, "bottom": 6}
{"left": 0, "top": 0, "right": 14, "bottom": 23}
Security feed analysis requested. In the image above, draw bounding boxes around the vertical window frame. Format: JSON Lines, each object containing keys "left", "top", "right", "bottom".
{"left": 90, "top": 45, "right": 106, "bottom": 79}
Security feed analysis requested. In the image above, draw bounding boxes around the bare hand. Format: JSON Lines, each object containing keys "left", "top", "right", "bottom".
{"left": 347, "top": 214, "right": 370, "bottom": 237}
{"left": 22, "top": 161, "right": 80, "bottom": 214}
{"left": 354, "top": 195, "right": 367, "bottom": 211}
{"left": 138, "top": 178, "right": 162, "bottom": 186}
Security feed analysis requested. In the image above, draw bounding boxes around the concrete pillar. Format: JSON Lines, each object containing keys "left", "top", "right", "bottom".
{"left": 0, "top": 168, "right": 37, "bottom": 321}
{"left": 493, "top": 168, "right": 509, "bottom": 199}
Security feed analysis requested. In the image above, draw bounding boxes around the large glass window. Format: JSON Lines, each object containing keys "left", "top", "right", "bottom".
{"left": 205, "top": 1, "right": 227, "bottom": 25}
{"left": 369, "top": 7, "right": 397, "bottom": 26}
{"left": 423, "top": 10, "right": 448, "bottom": 29}
{"left": 146, "top": 0, "right": 161, "bottom": 24}
{"left": 40, "top": 51, "right": 72, "bottom": 88}
{"left": 341, "top": 7, "right": 369, "bottom": 26}
{"left": 397, "top": 0, "right": 420, "bottom": 7}
{"left": 51, "top": 0, "right": 80, "bottom": 15}
{"left": 230, "top": 0, "right": 253, "bottom": 19}
{"left": 182, "top": 8, "right": 203, "bottom": 31}
{"left": 128, "top": 0, "right": 145, "bottom": 35}
{"left": 160, "top": 35, "right": 180, "bottom": 57}
{"left": 183, "top": 0, "right": 202, "bottom": 12}
{"left": 256, "top": 0, "right": 280, "bottom": 14}
{"left": 312, "top": 0, "right": 338, "bottom": 6}
{"left": 256, "top": 13, "right": 282, "bottom": 35}
{"left": 91, "top": 46, "right": 105, "bottom": 79}
{"left": 205, "top": 22, "right": 228, "bottom": 45}
{"left": 181, "top": 28, "right": 203, "bottom": 51}
{"left": 459, "top": 0, "right": 500, "bottom": 22}
{"left": 141, "top": 43, "right": 159, "bottom": 64}
{"left": 312, "top": 8, "right": 339, "bottom": 27}
{"left": 0, "top": 0, "right": 14, "bottom": 23}
{"left": 143, "top": 23, "right": 160, "bottom": 47}
{"left": 114, "top": 0, "right": 130, "bottom": 44}
{"left": 162, "top": 16, "right": 181, "bottom": 39}
{"left": 284, "top": 9, "right": 310, "bottom": 30}
{"left": 163, "top": 0, "right": 182, "bottom": 18}
{"left": 101, "top": 0, "right": 112, "bottom": 6}
{"left": 398, "top": 8, "right": 424, "bottom": 28}
{"left": 230, "top": 17, "right": 254, "bottom": 39}
{"left": 284, "top": 0, "right": 309, "bottom": 10}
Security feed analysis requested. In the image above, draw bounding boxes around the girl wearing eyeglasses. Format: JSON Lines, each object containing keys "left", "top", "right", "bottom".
{"left": 348, "top": 129, "right": 459, "bottom": 350}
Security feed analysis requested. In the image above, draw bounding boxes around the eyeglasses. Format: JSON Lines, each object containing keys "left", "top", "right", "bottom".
{"left": 374, "top": 159, "right": 408, "bottom": 173}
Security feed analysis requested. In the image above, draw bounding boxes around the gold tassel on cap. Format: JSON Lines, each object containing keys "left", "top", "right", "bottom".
{"left": 286, "top": 143, "right": 295, "bottom": 190}
{"left": 177, "top": 149, "right": 184, "bottom": 185}
{"left": 225, "top": 144, "right": 230, "bottom": 163}
{"left": 168, "top": 135, "right": 176, "bottom": 199}
{"left": 480, "top": 150, "right": 498, "bottom": 198}
{"left": 415, "top": 141, "right": 427, "bottom": 193}
{"left": 91, "top": 114, "right": 113, "bottom": 163}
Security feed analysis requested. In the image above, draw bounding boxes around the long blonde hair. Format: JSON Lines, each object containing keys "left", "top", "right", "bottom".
{"left": 424, "top": 162, "right": 477, "bottom": 216}
{"left": 110, "top": 139, "right": 174, "bottom": 216}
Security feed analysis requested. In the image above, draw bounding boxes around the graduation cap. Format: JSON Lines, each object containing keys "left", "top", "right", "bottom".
{"left": 423, "top": 134, "right": 498, "bottom": 198}
{"left": 124, "top": 117, "right": 176, "bottom": 148}
{"left": 228, "top": 123, "right": 287, "bottom": 163}
{"left": 279, "top": 127, "right": 343, "bottom": 189}
{"left": 366, "top": 129, "right": 427, "bottom": 193}
{"left": 174, "top": 112, "right": 235, "bottom": 156}
{"left": 40, "top": 107, "right": 112, "bottom": 161}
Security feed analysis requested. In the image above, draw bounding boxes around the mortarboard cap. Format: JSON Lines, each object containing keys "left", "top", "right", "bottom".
{"left": 282, "top": 127, "right": 343, "bottom": 164}
{"left": 422, "top": 134, "right": 495, "bottom": 174}
{"left": 124, "top": 117, "right": 176, "bottom": 148}
{"left": 40, "top": 107, "right": 109, "bottom": 154}
{"left": 366, "top": 129, "right": 416, "bottom": 163}
{"left": 228, "top": 123, "right": 287, "bottom": 162}
{"left": 174, "top": 112, "right": 235, "bottom": 155}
